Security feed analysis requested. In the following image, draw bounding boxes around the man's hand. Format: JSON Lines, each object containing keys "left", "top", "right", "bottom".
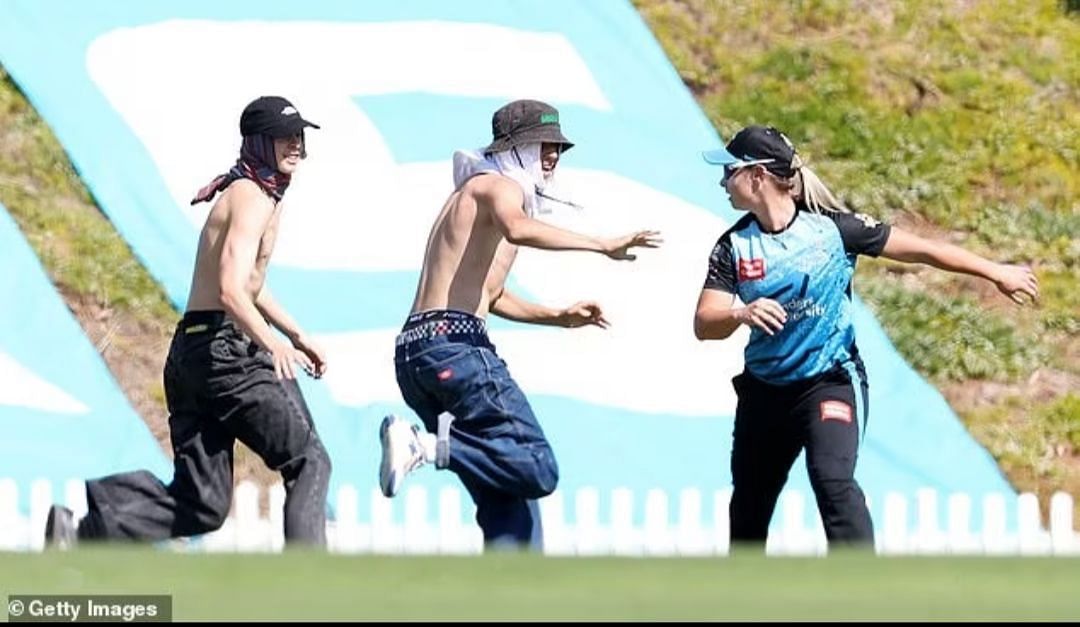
{"left": 555, "top": 301, "right": 610, "bottom": 329}
{"left": 268, "top": 341, "right": 314, "bottom": 380}
{"left": 290, "top": 332, "right": 328, "bottom": 378}
{"left": 736, "top": 298, "right": 787, "bottom": 336}
{"left": 603, "top": 230, "right": 663, "bottom": 261}
{"left": 992, "top": 264, "right": 1039, "bottom": 306}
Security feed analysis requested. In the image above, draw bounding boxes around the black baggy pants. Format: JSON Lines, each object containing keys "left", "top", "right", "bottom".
{"left": 78, "top": 311, "right": 332, "bottom": 546}
{"left": 729, "top": 362, "right": 874, "bottom": 550}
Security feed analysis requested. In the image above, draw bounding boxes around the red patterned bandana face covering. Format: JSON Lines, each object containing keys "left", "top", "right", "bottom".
{"left": 191, "top": 134, "right": 293, "bottom": 205}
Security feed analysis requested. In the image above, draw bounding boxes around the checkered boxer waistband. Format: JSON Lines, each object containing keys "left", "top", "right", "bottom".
{"left": 395, "top": 310, "right": 487, "bottom": 347}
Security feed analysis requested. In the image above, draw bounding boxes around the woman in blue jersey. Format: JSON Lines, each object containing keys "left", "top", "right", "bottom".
{"left": 695, "top": 125, "right": 1039, "bottom": 550}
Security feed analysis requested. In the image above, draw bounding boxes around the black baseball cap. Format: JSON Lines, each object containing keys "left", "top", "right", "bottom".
{"left": 483, "top": 99, "right": 574, "bottom": 154}
{"left": 702, "top": 125, "right": 799, "bottom": 178}
{"left": 239, "top": 96, "right": 320, "bottom": 138}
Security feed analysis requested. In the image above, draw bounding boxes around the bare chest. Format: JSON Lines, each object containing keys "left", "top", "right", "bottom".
{"left": 254, "top": 208, "right": 282, "bottom": 277}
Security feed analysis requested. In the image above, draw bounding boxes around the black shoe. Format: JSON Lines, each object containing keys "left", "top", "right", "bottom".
{"left": 44, "top": 505, "right": 77, "bottom": 550}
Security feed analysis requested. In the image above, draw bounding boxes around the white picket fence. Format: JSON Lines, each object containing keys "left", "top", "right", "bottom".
{"left": 1, "top": 478, "right": 1077, "bottom": 556}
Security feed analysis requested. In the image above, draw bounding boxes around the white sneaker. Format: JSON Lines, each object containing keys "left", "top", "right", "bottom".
{"left": 379, "top": 415, "right": 435, "bottom": 498}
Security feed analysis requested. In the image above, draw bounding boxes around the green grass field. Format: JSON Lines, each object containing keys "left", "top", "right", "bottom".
{"left": 2, "top": 549, "right": 1078, "bottom": 621}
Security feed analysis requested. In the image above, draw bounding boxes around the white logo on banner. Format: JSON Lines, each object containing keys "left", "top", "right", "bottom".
{"left": 0, "top": 352, "right": 89, "bottom": 414}
{"left": 86, "top": 21, "right": 744, "bottom": 416}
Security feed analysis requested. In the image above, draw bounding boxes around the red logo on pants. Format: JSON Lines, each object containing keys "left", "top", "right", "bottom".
{"left": 738, "top": 258, "right": 766, "bottom": 281}
{"left": 820, "top": 400, "right": 852, "bottom": 423}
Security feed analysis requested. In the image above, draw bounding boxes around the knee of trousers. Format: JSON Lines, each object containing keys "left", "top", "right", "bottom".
{"left": 311, "top": 439, "right": 333, "bottom": 475}
{"left": 729, "top": 489, "right": 780, "bottom": 518}
{"left": 519, "top": 447, "right": 559, "bottom": 499}
{"left": 184, "top": 492, "right": 232, "bottom": 534}
{"left": 811, "top": 477, "right": 864, "bottom": 500}
{"left": 281, "top": 438, "right": 333, "bottom": 484}
{"left": 303, "top": 439, "right": 333, "bottom": 485}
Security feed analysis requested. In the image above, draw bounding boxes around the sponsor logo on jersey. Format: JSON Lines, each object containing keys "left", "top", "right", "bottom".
{"left": 738, "top": 258, "right": 765, "bottom": 281}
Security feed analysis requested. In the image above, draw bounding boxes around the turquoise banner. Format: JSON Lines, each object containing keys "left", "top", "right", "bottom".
{"left": 0, "top": 0, "right": 1015, "bottom": 530}
{"left": 0, "top": 204, "right": 169, "bottom": 510}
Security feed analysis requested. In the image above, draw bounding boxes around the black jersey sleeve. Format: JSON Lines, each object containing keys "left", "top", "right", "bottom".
{"left": 826, "top": 211, "right": 892, "bottom": 257}
{"left": 703, "top": 234, "right": 737, "bottom": 293}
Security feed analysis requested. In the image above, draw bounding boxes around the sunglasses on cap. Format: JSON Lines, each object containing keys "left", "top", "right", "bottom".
{"left": 721, "top": 158, "right": 775, "bottom": 185}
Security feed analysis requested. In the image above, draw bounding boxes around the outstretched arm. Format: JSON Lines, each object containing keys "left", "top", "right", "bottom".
{"left": 484, "top": 178, "right": 662, "bottom": 260}
{"left": 881, "top": 227, "right": 1039, "bottom": 305}
{"left": 490, "top": 287, "right": 610, "bottom": 329}
{"left": 256, "top": 286, "right": 327, "bottom": 377}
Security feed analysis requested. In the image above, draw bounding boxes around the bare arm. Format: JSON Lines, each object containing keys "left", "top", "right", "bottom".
{"left": 218, "top": 189, "right": 285, "bottom": 353}
{"left": 484, "top": 178, "right": 661, "bottom": 260}
{"left": 255, "top": 286, "right": 302, "bottom": 340}
{"left": 490, "top": 287, "right": 610, "bottom": 329}
{"left": 694, "top": 289, "right": 787, "bottom": 340}
{"left": 881, "top": 227, "right": 1039, "bottom": 305}
{"left": 256, "top": 286, "right": 326, "bottom": 377}
{"left": 218, "top": 186, "right": 314, "bottom": 379}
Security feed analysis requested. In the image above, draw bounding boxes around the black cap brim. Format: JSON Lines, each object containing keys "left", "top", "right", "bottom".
{"left": 261, "top": 117, "right": 320, "bottom": 138}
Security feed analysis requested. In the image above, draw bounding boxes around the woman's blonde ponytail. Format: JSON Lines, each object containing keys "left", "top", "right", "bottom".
{"left": 795, "top": 163, "right": 849, "bottom": 214}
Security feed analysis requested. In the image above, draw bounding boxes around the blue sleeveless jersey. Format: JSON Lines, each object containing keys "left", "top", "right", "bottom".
{"left": 704, "top": 208, "right": 891, "bottom": 385}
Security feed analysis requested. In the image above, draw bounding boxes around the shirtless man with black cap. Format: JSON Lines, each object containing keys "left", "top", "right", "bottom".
{"left": 380, "top": 99, "right": 662, "bottom": 549}
{"left": 45, "top": 95, "right": 333, "bottom": 548}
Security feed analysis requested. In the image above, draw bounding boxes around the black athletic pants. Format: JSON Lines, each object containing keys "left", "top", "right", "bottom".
{"left": 729, "top": 362, "right": 874, "bottom": 550}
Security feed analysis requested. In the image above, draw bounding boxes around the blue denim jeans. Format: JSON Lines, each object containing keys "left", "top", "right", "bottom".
{"left": 394, "top": 316, "right": 558, "bottom": 548}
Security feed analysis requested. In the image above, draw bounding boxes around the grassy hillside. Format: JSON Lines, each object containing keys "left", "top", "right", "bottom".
{"left": 634, "top": 0, "right": 1080, "bottom": 512}
{"left": 0, "top": 0, "right": 1076, "bottom": 518}
{"left": 0, "top": 66, "right": 275, "bottom": 490}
